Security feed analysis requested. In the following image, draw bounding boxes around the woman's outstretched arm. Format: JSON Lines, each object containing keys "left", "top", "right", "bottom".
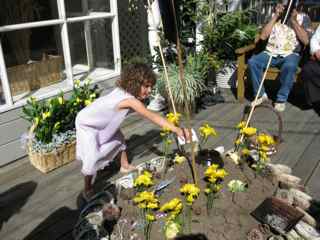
{"left": 118, "top": 98, "right": 187, "bottom": 139}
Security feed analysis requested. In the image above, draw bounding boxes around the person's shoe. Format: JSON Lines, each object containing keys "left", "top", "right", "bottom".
{"left": 274, "top": 102, "right": 286, "bottom": 112}
{"left": 251, "top": 94, "right": 269, "bottom": 107}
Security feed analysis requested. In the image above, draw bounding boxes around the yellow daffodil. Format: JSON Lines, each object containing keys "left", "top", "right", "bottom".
{"left": 166, "top": 112, "right": 181, "bottom": 126}
{"left": 42, "top": 111, "right": 51, "bottom": 120}
{"left": 74, "top": 79, "right": 81, "bottom": 88}
{"left": 235, "top": 138, "right": 241, "bottom": 145}
{"left": 29, "top": 96, "right": 37, "bottom": 103}
{"left": 58, "top": 97, "right": 64, "bottom": 105}
{"left": 236, "top": 121, "right": 246, "bottom": 129}
{"left": 160, "top": 198, "right": 182, "bottom": 212}
{"left": 259, "top": 151, "right": 268, "bottom": 161}
{"left": 240, "top": 127, "right": 257, "bottom": 136}
{"left": 147, "top": 202, "right": 159, "bottom": 209}
{"left": 138, "top": 203, "right": 147, "bottom": 209}
{"left": 257, "top": 133, "right": 275, "bottom": 146}
{"left": 199, "top": 123, "right": 217, "bottom": 139}
{"left": 204, "top": 188, "right": 212, "bottom": 194}
{"left": 54, "top": 122, "right": 60, "bottom": 130}
{"left": 84, "top": 79, "right": 92, "bottom": 85}
{"left": 241, "top": 148, "right": 250, "bottom": 156}
{"left": 180, "top": 184, "right": 200, "bottom": 205}
{"left": 146, "top": 213, "right": 156, "bottom": 222}
{"left": 174, "top": 154, "right": 186, "bottom": 164}
{"left": 165, "top": 221, "right": 180, "bottom": 239}
{"left": 133, "top": 191, "right": 154, "bottom": 203}
{"left": 34, "top": 117, "right": 40, "bottom": 125}
{"left": 142, "top": 170, "right": 152, "bottom": 178}
{"left": 160, "top": 127, "right": 171, "bottom": 137}
{"left": 85, "top": 99, "right": 92, "bottom": 106}
{"left": 205, "top": 165, "right": 227, "bottom": 183}
{"left": 134, "top": 172, "right": 154, "bottom": 188}
{"left": 213, "top": 184, "right": 222, "bottom": 193}
{"left": 89, "top": 93, "right": 96, "bottom": 99}
{"left": 215, "top": 169, "right": 228, "bottom": 178}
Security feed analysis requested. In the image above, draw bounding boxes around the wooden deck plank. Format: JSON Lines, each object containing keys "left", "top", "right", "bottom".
{"left": 293, "top": 129, "right": 320, "bottom": 198}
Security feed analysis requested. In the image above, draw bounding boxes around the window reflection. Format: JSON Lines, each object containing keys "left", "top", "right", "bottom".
{"left": 0, "top": 0, "right": 58, "bottom": 26}
{"left": 65, "top": 0, "right": 110, "bottom": 18}
{"left": 3, "top": 25, "right": 66, "bottom": 97}
{"left": 68, "top": 19, "right": 115, "bottom": 79}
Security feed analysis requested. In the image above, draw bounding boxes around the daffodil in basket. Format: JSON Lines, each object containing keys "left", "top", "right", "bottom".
{"left": 159, "top": 198, "right": 183, "bottom": 239}
{"left": 133, "top": 191, "right": 159, "bottom": 240}
{"left": 22, "top": 79, "right": 100, "bottom": 173}
{"left": 204, "top": 164, "right": 228, "bottom": 215}
{"left": 180, "top": 183, "right": 200, "bottom": 233}
{"left": 197, "top": 123, "right": 218, "bottom": 166}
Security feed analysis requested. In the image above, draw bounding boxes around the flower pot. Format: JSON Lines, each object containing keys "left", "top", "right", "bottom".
{"left": 196, "top": 149, "right": 224, "bottom": 167}
{"left": 216, "top": 62, "right": 237, "bottom": 89}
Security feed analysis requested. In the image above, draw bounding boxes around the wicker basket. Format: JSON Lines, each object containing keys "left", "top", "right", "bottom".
{"left": 28, "top": 125, "right": 76, "bottom": 173}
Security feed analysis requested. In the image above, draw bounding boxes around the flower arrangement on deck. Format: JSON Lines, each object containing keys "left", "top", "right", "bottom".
{"left": 22, "top": 79, "right": 100, "bottom": 152}
{"left": 234, "top": 121, "right": 276, "bottom": 175}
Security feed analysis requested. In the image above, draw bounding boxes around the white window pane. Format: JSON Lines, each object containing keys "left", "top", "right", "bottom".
{"left": 0, "top": 1, "right": 59, "bottom": 25}
{"left": 66, "top": 0, "right": 110, "bottom": 18}
{"left": 3, "top": 25, "right": 67, "bottom": 99}
{"left": 68, "top": 19, "right": 115, "bottom": 80}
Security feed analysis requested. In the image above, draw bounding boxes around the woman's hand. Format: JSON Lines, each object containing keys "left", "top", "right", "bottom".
{"left": 176, "top": 128, "right": 192, "bottom": 143}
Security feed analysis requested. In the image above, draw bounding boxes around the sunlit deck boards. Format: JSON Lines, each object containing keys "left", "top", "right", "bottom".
{"left": 0, "top": 90, "right": 319, "bottom": 240}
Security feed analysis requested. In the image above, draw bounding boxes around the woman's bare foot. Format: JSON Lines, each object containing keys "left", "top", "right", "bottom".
{"left": 120, "top": 164, "right": 136, "bottom": 173}
{"left": 119, "top": 151, "right": 136, "bottom": 173}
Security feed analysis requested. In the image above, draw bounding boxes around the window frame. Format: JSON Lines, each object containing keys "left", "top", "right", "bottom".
{"left": 0, "top": 0, "right": 121, "bottom": 113}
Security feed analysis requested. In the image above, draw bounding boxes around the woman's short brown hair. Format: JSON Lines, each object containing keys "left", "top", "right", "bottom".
{"left": 117, "top": 63, "right": 156, "bottom": 98}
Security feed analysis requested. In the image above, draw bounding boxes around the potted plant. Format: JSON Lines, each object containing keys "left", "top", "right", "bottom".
{"left": 200, "top": 6, "right": 258, "bottom": 89}
{"left": 156, "top": 54, "right": 208, "bottom": 112}
{"left": 22, "top": 79, "right": 100, "bottom": 173}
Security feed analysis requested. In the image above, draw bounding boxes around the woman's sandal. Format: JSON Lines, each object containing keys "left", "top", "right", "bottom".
{"left": 120, "top": 165, "right": 137, "bottom": 174}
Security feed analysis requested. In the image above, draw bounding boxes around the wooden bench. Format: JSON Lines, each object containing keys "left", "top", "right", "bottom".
{"left": 235, "top": 21, "right": 319, "bottom": 102}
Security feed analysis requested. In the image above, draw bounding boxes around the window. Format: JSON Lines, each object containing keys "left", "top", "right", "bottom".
{"left": 0, "top": 0, "right": 120, "bottom": 112}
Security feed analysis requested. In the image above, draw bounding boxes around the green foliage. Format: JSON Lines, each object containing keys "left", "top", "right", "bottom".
{"left": 22, "top": 79, "right": 100, "bottom": 144}
{"left": 156, "top": 54, "right": 207, "bottom": 107}
{"left": 202, "top": 10, "right": 258, "bottom": 61}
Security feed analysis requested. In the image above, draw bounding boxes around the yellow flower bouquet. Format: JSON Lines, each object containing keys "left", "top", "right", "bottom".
{"left": 204, "top": 164, "right": 228, "bottom": 215}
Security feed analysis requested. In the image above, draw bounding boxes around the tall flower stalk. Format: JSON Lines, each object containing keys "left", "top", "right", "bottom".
{"left": 204, "top": 164, "right": 228, "bottom": 215}
{"left": 160, "top": 127, "right": 173, "bottom": 160}
{"left": 133, "top": 191, "right": 159, "bottom": 240}
{"left": 159, "top": 198, "right": 183, "bottom": 239}
{"left": 198, "top": 123, "right": 217, "bottom": 150}
{"left": 180, "top": 183, "right": 200, "bottom": 233}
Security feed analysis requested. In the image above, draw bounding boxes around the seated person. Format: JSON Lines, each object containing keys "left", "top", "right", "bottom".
{"left": 248, "top": 1, "right": 312, "bottom": 112}
{"left": 302, "top": 24, "right": 320, "bottom": 113}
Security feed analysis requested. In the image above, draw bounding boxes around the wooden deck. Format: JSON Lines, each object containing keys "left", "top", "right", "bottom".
{"left": 0, "top": 89, "right": 319, "bottom": 240}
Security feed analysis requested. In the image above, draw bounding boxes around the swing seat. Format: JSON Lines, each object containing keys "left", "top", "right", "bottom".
{"left": 235, "top": 21, "right": 319, "bottom": 102}
{"left": 235, "top": 37, "right": 302, "bottom": 102}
